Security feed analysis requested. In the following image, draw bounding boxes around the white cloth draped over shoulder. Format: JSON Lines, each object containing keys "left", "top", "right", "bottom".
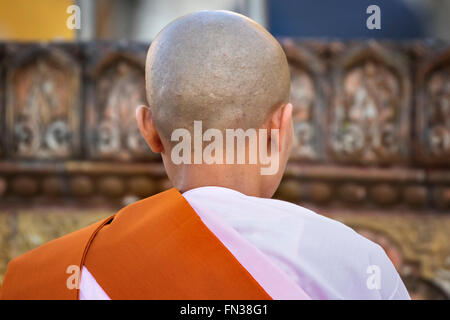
{"left": 79, "top": 186, "right": 410, "bottom": 300}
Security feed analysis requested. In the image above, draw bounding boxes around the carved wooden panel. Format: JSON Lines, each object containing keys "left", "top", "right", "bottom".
{"left": 5, "top": 45, "right": 80, "bottom": 159}
{"left": 416, "top": 48, "right": 450, "bottom": 166}
{"left": 0, "top": 43, "right": 5, "bottom": 158}
{"left": 282, "top": 40, "right": 326, "bottom": 162}
{"left": 86, "top": 44, "right": 156, "bottom": 161}
{"left": 330, "top": 42, "right": 411, "bottom": 165}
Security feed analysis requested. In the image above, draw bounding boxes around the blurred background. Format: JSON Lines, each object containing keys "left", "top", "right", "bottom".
{"left": 0, "top": 0, "right": 449, "bottom": 299}
{"left": 0, "top": 0, "right": 450, "bottom": 41}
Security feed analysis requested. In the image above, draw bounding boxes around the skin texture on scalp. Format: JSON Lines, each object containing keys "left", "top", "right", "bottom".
{"left": 145, "top": 10, "right": 291, "bottom": 139}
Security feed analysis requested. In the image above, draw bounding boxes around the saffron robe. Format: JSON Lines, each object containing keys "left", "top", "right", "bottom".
{"left": 80, "top": 186, "right": 410, "bottom": 300}
{"left": 0, "top": 188, "right": 310, "bottom": 300}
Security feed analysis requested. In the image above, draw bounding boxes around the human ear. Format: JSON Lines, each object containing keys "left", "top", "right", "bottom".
{"left": 279, "top": 103, "right": 293, "bottom": 153}
{"left": 267, "top": 103, "right": 293, "bottom": 152}
{"left": 135, "top": 105, "right": 164, "bottom": 153}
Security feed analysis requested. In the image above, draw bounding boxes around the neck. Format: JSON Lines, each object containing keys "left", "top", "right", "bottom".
{"left": 166, "top": 163, "right": 265, "bottom": 198}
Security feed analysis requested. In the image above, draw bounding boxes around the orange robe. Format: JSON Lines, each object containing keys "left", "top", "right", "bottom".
{"left": 0, "top": 188, "right": 271, "bottom": 300}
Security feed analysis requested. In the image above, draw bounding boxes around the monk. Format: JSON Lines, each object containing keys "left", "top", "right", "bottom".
{"left": 0, "top": 10, "right": 410, "bottom": 300}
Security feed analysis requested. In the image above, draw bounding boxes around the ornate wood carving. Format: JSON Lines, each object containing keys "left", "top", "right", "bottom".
{"left": 281, "top": 39, "right": 326, "bottom": 161}
{"left": 416, "top": 47, "right": 450, "bottom": 166}
{"left": 329, "top": 42, "right": 411, "bottom": 165}
{"left": 0, "top": 43, "right": 5, "bottom": 158}
{"left": 5, "top": 44, "right": 80, "bottom": 159}
{"left": 85, "top": 43, "right": 157, "bottom": 161}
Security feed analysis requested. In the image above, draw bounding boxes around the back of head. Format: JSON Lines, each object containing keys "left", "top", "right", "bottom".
{"left": 145, "top": 10, "right": 290, "bottom": 139}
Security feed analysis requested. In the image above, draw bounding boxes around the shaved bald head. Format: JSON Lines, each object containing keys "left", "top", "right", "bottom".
{"left": 145, "top": 10, "right": 290, "bottom": 139}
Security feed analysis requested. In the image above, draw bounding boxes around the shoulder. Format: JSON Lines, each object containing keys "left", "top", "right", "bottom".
{"left": 265, "top": 198, "right": 409, "bottom": 299}
{"left": 263, "top": 197, "right": 370, "bottom": 242}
